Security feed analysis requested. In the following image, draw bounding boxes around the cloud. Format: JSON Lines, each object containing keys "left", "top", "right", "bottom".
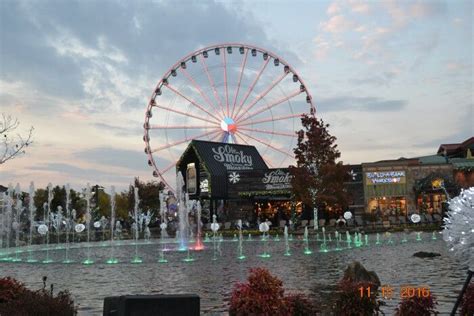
{"left": 317, "top": 96, "right": 407, "bottom": 112}
{"left": 74, "top": 147, "right": 171, "bottom": 172}
{"left": 326, "top": 2, "right": 340, "bottom": 15}
{"left": 350, "top": 71, "right": 398, "bottom": 87}
{"left": 93, "top": 122, "right": 143, "bottom": 137}
{"left": 320, "top": 15, "right": 354, "bottom": 33}
{"left": 29, "top": 163, "right": 133, "bottom": 182}
{"left": 349, "top": 0, "right": 370, "bottom": 14}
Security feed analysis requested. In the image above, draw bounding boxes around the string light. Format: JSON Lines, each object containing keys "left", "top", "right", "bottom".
{"left": 443, "top": 187, "right": 474, "bottom": 270}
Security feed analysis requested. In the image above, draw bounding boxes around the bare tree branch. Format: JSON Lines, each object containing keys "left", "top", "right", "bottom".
{"left": 0, "top": 113, "right": 34, "bottom": 165}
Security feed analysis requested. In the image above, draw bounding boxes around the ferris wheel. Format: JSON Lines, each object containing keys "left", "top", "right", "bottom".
{"left": 143, "top": 43, "right": 315, "bottom": 190}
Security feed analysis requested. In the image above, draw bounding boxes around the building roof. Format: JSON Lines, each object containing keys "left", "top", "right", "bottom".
{"left": 417, "top": 154, "right": 448, "bottom": 165}
{"left": 437, "top": 137, "right": 474, "bottom": 158}
{"left": 450, "top": 158, "right": 474, "bottom": 171}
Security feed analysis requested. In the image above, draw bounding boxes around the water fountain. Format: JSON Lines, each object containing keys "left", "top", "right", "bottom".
{"left": 63, "top": 184, "right": 73, "bottom": 264}
{"left": 177, "top": 173, "right": 188, "bottom": 251}
{"left": 43, "top": 183, "right": 54, "bottom": 264}
{"left": 82, "top": 183, "right": 94, "bottom": 265}
{"left": 431, "top": 231, "right": 437, "bottom": 240}
{"left": 303, "top": 226, "right": 312, "bottom": 255}
{"left": 346, "top": 231, "right": 352, "bottom": 248}
{"left": 258, "top": 221, "right": 270, "bottom": 258}
{"left": 375, "top": 233, "right": 381, "bottom": 245}
{"left": 284, "top": 226, "right": 291, "bottom": 256}
{"left": 365, "top": 234, "right": 368, "bottom": 246}
{"left": 11, "top": 184, "right": 23, "bottom": 262}
{"left": 320, "top": 227, "right": 328, "bottom": 252}
{"left": 53, "top": 206, "right": 63, "bottom": 249}
{"left": 210, "top": 215, "right": 220, "bottom": 260}
{"left": 4, "top": 185, "right": 13, "bottom": 260}
{"left": 159, "top": 192, "right": 169, "bottom": 238}
{"left": 334, "top": 231, "right": 341, "bottom": 251}
{"left": 106, "top": 186, "right": 118, "bottom": 264}
{"left": 26, "top": 182, "right": 37, "bottom": 263}
{"left": 131, "top": 186, "right": 143, "bottom": 264}
{"left": 235, "top": 219, "right": 245, "bottom": 260}
{"left": 194, "top": 201, "right": 204, "bottom": 250}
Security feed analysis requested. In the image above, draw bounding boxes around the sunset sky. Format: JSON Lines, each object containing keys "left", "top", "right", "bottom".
{"left": 1, "top": 0, "right": 472, "bottom": 191}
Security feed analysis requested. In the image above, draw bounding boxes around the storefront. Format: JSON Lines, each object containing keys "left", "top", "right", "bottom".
{"left": 363, "top": 165, "right": 409, "bottom": 217}
{"left": 177, "top": 140, "right": 302, "bottom": 222}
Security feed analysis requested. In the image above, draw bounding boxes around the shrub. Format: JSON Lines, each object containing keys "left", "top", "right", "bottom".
{"left": 285, "top": 293, "right": 319, "bottom": 316}
{"left": 332, "top": 279, "right": 383, "bottom": 316}
{"left": 0, "top": 276, "right": 76, "bottom": 316}
{"left": 0, "top": 277, "right": 26, "bottom": 303}
{"left": 229, "top": 268, "right": 318, "bottom": 316}
{"left": 395, "top": 292, "right": 438, "bottom": 316}
{"left": 460, "top": 283, "right": 474, "bottom": 316}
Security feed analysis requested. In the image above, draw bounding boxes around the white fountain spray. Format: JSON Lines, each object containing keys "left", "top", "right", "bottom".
{"left": 159, "top": 192, "right": 168, "bottom": 238}
{"left": 82, "top": 183, "right": 94, "bottom": 265}
{"left": 107, "top": 186, "right": 118, "bottom": 264}
{"left": 5, "top": 184, "right": 13, "bottom": 258}
{"left": 131, "top": 186, "right": 142, "bottom": 263}
{"left": 27, "top": 182, "right": 37, "bottom": 262}
{"left": 176, "top": 173, "right": 188, "bottom": 251}
{"left": 63, "top": 184, "right": 72, "bottom": 263}
{"left": 12, "top": 184, "right": 23, "bottom": 262}
{"left": 42, "top": 183, "right": 54, "bottom": 263}
{"left": 284, "top": 226, "right": 291, "bottom": 256}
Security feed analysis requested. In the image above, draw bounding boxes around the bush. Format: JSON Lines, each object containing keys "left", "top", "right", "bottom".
{"left": 332, "top": 279, "right": 383, "bottom": 316}
{"left": 229, "top": 268, "right": 318, "bottom": 316}
{"left": 394, "top": 292, "right": 437, "bottom": 315}
{"left": 460, "top": 283, "right": 474, "bottom": 316}
{"left": 0, "top": 276, "right": 76, "bottom": 316}
{"left": 285, "top": 294, "right": 320, "bottom": 316}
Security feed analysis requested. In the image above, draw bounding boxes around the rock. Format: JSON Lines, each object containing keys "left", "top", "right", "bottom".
{"left": 413, "top": 251, "right": 441, "bottom": 258}
{"left": 343, "top": 261, "right": 381, "bottom": 288}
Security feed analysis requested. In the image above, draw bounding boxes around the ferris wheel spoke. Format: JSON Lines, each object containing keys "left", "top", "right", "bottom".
{"left": 234, "top": 133, "right": 275, "bottom": 167}
{"left": 222, "top": 49, "right": 229, "bottom": 116}
{"left": 151, "top": 129, "right": 221, "bottom": 153}
{"left": 233, "top": 58, "right": 271, "bottom": 120}
{"left": 199, "top": 55, "right": 226, "bottom": 118}
{"left": 235, "top": 72, "right": 288, "bottom": 122}
{"left": 238, "top": 89, "right": 303, "bottom": 123}
{"left": 239, "top": 113, "right": 305, "bottom": 126}
{"left": 149, "top": 124, "right": 215, "bottom": 130}
{"left": 160, "top": 162, "right": 176, "bottom": 175}
{"left": 209, "top": 131, "right": 224, "bottom": 142}
{"left": 154, "top": 104, "right": 218, "bottom": 125}
{"left": 231, "top": 48, "right": 249, "bottom": 118}
{"left": 180, "top": 68, "right": 223, "bottom": 120}
{"left": 239, "top": 127, "right": 296, "bottom": 137}
{"left": 164, "top": 84, "right": 221, "bottom": 123}
{"left": 237, "top": 130, "right": 293, "bottom": 158}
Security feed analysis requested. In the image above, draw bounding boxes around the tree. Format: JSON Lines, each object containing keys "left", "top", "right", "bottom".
{"left": 0, "top": 113, "right": 33, "bottom": 165}
{"left": 127, "top": 177, "right": 165, "bottom": 216}
{"left": 289, "top": 114, "right": 350, "bottom": 214}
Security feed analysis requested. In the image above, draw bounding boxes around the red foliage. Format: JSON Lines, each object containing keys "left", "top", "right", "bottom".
{"left": 229, "top": 268, "right": 318, "bottom": 316}
{"left": 285, "top": 293, "right": 320, "bottom": 316}
{"left": 461, "top": 283, "right": 474, "bottom": 316}
{"left": 0, "top": 277, "right": 26, "bottom": 303}
{"left": 0, "top": 277, "right": 76, "bottom": 316}
{"left": 333, "top": 279, "right": 383, "bottom": 316}
{"left": 395, "top": 292, "right": 438, "bottom": 316}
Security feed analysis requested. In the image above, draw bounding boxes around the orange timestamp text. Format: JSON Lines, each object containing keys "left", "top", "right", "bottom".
{"left": 359, "top": 285, "right": 430, "bottom": 299}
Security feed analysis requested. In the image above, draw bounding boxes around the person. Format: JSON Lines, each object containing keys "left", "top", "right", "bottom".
{"left": 336, "top": 215, "right": 346, "bottom": 227}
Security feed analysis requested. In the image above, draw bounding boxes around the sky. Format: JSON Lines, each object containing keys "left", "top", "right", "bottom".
{"left": 1, "top": 0, "right": 472, "bottom": 192}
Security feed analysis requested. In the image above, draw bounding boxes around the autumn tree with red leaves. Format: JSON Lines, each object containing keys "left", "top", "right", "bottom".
{"left": 290, "top": 114, "right": 350, "bottom": 214}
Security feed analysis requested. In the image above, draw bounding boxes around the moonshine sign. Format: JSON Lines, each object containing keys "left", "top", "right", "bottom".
{"left": 212, "top": 145, "right": 253, "bottom": 170}
{"left": 366, "top": 171, "right": 406, "bottom": 185}
{"left": 262, "top": 169, "right": 291, "bottom": 190}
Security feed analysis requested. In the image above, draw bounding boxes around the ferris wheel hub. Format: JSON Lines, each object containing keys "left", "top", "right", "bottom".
{"left": 220, "top": 117, "right": 237, "bottom": 134}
